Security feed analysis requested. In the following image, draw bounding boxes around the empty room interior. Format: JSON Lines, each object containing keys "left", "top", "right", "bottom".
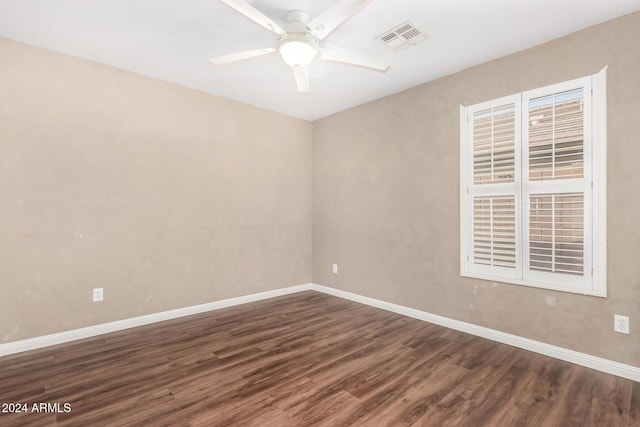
{"left": 1, "top": 0, "right": 640, "bottom": 425}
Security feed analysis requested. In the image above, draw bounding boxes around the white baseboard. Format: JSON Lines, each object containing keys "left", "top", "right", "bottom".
{"left": 0, "top": 284, "right": 312, "bottom": 357}
{"left": 310, "top": 284, "right": 640, "bottom": 383}
{"left": 2, "top": 282, "right": 638, "bottom": 383}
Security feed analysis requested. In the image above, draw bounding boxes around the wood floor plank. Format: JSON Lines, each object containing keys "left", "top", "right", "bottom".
{"left": 629, "top": 380, "right": 640, "bottom": 426}
{"left": 0, "top": 291, "right": 637, "bottom": 426}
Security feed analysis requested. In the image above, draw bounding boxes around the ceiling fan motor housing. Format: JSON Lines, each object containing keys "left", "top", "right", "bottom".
{"left": 278, "top": 12, "right": 319, "bottom": 67}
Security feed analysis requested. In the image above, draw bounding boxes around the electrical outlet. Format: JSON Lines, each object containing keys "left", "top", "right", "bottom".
{"left": 614, "top": 315, "right": 629, "bottom": 334}
{"left": 93, "top": 288, "right": 104, "bottom": 302}
{"left": 332, "top": 264, "right": 338, "bottom": 274}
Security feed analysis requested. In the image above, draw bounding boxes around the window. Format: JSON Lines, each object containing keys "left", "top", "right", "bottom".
{"left": 460, "top": 69, "right": 607, "bottom": 296}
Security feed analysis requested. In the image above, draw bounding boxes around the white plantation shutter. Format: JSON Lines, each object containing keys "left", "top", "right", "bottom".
{"left": 464, "top": 95, "right": 521, "bottom": 281}
{"left": 528, "top": 88, "right": 585, "bottom": 181}
{"left": 528, "top": 193, "right": 584, "bottom": 276}
{"left": 473, "top": 104, "right": 516, "bottom": 184}
{"left": 473, "top": 196, "right": 516, "bottom": 268}
{"left": 461, "top": 69, "right": 606, "bottom": 296}
{"left": 523, "top": 77, "right": 592, "bottom": 289}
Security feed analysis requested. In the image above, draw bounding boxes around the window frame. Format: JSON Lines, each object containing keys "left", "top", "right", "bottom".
{"left": 459, "top": 68, "right": 607, "bottom": 297}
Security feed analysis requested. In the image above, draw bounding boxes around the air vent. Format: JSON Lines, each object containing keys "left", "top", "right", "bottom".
{"left": 376, "top": 20, "right": 429, "bottom": 52}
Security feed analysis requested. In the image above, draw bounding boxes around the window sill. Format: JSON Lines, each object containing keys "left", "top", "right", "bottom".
{"left": 460, "top": 271, "right": 607, "bottom": 298}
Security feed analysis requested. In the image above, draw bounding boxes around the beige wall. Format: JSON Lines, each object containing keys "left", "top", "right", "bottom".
{"left": 312, "top": 12, "right": 640, "bottom": 366}
{"left": 2, "top": 12, "right": 639, "bottom": 367}
{"left": 0, "top": 37, "right": 312, "bottom": 343}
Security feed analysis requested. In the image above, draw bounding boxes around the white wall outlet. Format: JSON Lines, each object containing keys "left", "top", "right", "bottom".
{"left": 332, "top": 264, "right": 338, "bottom": 274}
{"left": 614, "top": 314, "right": 629, "bottom": 334}
{"left": 93, "top": 288, "right": 104, "bottom": 302}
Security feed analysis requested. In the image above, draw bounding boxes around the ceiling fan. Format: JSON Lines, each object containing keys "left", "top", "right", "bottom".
{"left": 210, "top": 0, "right": 390, "bottom": 93}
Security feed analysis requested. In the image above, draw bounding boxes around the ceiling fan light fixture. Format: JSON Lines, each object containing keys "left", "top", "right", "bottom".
{"left": 278, "top": 33, "right": 318, "bottom": 67}
{"left": 211, "top": 0, "right": 390, "bottom": 93}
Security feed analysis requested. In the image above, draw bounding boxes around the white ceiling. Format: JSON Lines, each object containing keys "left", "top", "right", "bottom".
{"left": 1, "top": 0, "right": 639, "bottom": 121}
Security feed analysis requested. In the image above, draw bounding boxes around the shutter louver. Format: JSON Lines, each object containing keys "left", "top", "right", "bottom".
{"left": 473, "top": 196, "right": 516, "bottom": 268}
{"left": 473, "top": 104, "right": 516, "bottom": 184}
{"left": 529, "top": 193, "right": 584, "bottom": 276}
{"left": 529, "top": 88, "right": 584, "bottom": 181}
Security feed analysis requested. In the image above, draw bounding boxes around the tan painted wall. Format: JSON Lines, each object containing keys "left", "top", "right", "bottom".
{"left": 312, "top": 12, "right": 640, "bottom": 366}
{"left": 0, "top": 37, "right": 312, "bottom": 343}
{"left": 2, "top": 12, "right": 639, "bottom": 367}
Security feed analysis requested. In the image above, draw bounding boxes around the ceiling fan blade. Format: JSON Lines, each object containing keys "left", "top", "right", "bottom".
{"left": 210, "top": 48, "right": 276, "bottom": 66}
{"left": 218, "top": 0, "right": 286, "bottom": 35}
{"left": 293, "top": 66, "right": 309, "bottom": 93}
{"left": 307, "top": 0, "right": 372, "bottom": 40}
{"left": 320, "top": 45, "right": 389, "bottom": 73}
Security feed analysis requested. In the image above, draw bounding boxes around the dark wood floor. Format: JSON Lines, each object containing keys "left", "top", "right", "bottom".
{"left": 0, "top": 291, "right": 638, "bottom": 426}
